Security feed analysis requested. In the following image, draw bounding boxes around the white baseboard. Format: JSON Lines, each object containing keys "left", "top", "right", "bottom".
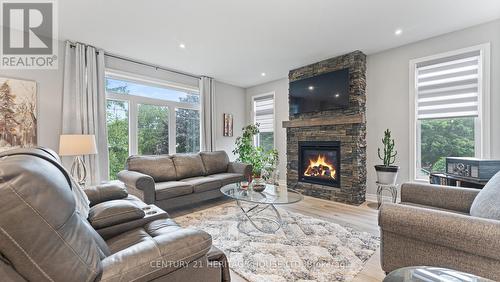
{"left": 365, "top": 193, "right": 400, "bottom": 203}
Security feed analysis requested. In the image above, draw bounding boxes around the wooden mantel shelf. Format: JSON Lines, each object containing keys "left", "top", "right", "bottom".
{"left": 282, "top": 113, "right": 364, "bottom": 128}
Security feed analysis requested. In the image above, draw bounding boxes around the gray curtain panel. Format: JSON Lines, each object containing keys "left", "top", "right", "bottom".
{"left": 200, "top": 76, "right": 215, "bottom": 152}
{"left": 62, "top": 41, "right": 109, "bottom": 184}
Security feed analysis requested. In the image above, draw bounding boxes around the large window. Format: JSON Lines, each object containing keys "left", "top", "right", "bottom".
{"left": 253, "top": 94, "right": 275, "bottom": 152}
{"left": 105, "top": 72, "right": 200, "bottom": 179}
{"left": 410, "top": 44, "right": 490, "bottom": 181}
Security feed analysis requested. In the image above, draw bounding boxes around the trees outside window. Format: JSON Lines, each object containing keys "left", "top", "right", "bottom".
{"left": 106, "top": 100, "right": 129, "bottom": 180}
{"left": 105, "top": 74, "right": 200, "bottom": 179}
{"left": 138, "top": 104, "right": 169, "bottom": 155}
{"left": 176, "top": 108, "right": 200, "bottom": 153}
{"left": 418, "top": 117, "right": 475, "bottom": 177}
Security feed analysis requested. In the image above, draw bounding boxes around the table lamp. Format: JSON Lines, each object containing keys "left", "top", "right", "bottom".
{"left": 59, "top": 134, "right": 97, "bottom": 185}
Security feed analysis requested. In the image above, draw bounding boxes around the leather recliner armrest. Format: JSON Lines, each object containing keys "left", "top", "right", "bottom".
{"left": 84, "top": 182, "right": 128, "bottom": 206}
{"left": 101, "top": 226, "right": 212, "bottom": 281}
{"left": 88, "top": 198, "right": 146, "bottom": 229}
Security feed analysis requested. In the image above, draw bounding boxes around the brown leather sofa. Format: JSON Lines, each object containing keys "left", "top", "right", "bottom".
{"left": 118, "top": 151, "right": 252, "bottom": 211}
{"left": 0, "top": 148, "right": 229, "bottom": 282}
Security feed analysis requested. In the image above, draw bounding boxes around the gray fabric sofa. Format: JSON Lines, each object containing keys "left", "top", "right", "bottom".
{"left": 0, "top": 148, "right": 229, "bottom": 282}
{"left": 118, "top": 151, "right": 252, "bottom": 211}
{"left": 379, "top": 181, "right": 500, "bottom": 280}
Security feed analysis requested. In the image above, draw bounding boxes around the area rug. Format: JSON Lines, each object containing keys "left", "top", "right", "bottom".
{"left": 175, "top": 203, "right": 379, "bottom": 282}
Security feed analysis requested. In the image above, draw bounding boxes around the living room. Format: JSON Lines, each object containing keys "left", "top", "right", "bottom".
{"left": 1, "top": 1, "right": 500, "bottom": 281}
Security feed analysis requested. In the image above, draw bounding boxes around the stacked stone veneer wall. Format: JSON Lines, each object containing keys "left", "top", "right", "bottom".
{"left": 286, "top": 50, "right": 367, "bottom": 205}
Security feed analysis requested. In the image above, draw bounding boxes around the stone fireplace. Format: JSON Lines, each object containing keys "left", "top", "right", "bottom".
{"left": 299, "top": 141, "right": 341, "bottom": 187}
{"left": 284, "top": 50, "right": 367, "bottom": 205}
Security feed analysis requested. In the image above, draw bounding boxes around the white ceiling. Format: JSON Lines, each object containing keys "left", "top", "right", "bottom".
{"left": 59, "top": 0, "right": 500, "bottom": 88}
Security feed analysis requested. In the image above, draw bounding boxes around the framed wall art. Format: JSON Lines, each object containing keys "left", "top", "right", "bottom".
{"left": 0, "top": 77, "right": 37, "bottom": 152}
{"left": 223, "top": 113, "right": 233, "bottom": 137}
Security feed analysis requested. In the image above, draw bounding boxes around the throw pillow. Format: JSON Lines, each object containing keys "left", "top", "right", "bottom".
{"left": 470, "top": 170, "right": 500, "bottom": 220}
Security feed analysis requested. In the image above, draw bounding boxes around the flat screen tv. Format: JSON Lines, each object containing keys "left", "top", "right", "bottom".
{"left": 289, "top": 68, "right": 349, "bottom": 115}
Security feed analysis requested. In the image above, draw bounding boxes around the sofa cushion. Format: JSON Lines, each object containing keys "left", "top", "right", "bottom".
{"left": 200, "top": 151, "right": 229, "bottom": 175}
{"left": 172, "top": 154, "right": 206, "bottom": 179}
{"left": 470, "top": 171, "right": 500, "bottom": 220}
{"left": 155, "top": 181, "right": 193, "bottom": 200}
{"left": 181, "top": 176, "right": 222, "bottom": 193}
{"left": 207, "top": 173, "right": 245, "bottom": 186}
{"left": 126, "top": 155, "right": 177, "bottom": 182}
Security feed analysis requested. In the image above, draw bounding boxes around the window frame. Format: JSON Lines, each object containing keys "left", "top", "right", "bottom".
{"left": 409, "top": 43, "right": 491, "bottom": 182}
{"left": 251, "top": 92, "right": 276, "bottom": 149}
{"left": 105, "top": 69, "right": 201, "bottom": 156}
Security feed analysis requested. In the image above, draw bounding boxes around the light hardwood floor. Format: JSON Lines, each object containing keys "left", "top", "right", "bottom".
{"left": 170, "top": 195, "right": 385, "bottom": 282}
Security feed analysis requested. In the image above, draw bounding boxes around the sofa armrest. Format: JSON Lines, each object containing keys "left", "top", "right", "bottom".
{"left": 101, "top": 227, "right": 212, "bottom": 281}
{"left": 118, "top": 170, "right": 155, "bottom": 204}
{"left": 401, "top": 182, "right": 479, "bottom": 213}
{"left": 227, "top": 162, "right": 252, "bottom": 179}
{"left": 379, "top": 203, "right": 500, "bottom": 261}
{"left": 84, "top": 182, "right": 128, "bottom": 206}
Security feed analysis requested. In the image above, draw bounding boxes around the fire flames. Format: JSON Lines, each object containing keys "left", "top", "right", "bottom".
{"left": 304, "top": 154, "right": 336, "bottom": 179}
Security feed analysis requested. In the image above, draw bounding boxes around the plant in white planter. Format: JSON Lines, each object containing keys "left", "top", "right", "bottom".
{"left": 375, "top": 129, "right": 399, "bottom": 185}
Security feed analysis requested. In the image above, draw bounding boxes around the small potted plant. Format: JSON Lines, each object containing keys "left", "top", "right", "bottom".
{"left": 233, "top": 124, "right": 279, "bottom": 192}
{"left": 375, "top": 129, "right": 399, "bottom": 185}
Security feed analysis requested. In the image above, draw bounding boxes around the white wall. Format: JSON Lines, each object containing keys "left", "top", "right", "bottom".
{"left": 245, "top": 78, "right": 289, "bottom": 183}
{"left": 213, "top": 81, "right": 246, "bottom": 159}
{"left": 366, "top": 19, "right": 500, "bottom": 196}
{"left": 0, "top": 40, "right": 65, "bottom": 151}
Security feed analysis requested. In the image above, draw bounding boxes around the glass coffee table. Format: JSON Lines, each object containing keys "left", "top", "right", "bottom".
{"left": 384, "top": 266, "right": 491, "bottom": 282}
{"left": 220, "top": 183, "right": 303, "bottom": 234}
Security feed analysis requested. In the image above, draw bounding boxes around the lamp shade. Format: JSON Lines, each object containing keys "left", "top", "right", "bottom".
{"left": 59, "top": 134, "right": 98, "bottom": 156}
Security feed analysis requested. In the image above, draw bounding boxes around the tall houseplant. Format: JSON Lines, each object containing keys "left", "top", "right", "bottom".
{"left": 233, "top": 124, "right": 278, "bottom": 181}
{"left": 375, "top": 129, "right": 399, "bottom": 185}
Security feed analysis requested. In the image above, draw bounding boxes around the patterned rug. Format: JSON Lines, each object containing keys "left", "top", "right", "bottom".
{"left": 175, "top": 203, "right": 379, "bottom": 282}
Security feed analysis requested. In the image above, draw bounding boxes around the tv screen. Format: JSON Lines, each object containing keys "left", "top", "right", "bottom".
{"left": 289, "top": 68, "right": 349, "bottom": 115}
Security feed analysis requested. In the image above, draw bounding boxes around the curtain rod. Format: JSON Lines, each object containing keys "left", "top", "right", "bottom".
{"left": 68, "top": 42, "right": 202, "bottom": 80}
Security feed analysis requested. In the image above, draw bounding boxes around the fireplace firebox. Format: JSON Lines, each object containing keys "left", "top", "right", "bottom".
{"left": 298, "top": 141, "right": 341, "bottom": 187}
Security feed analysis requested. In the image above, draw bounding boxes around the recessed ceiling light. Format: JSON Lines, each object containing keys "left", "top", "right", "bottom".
{"left": 394, "top": 29, "right": 403, "bottom": 36}
{"left": 308, "top": 86, "right": 314, "bottom": 91}
{"left": 179, "top": 43, "right": 186, "bottom": 49}
{"left": 261, "top": 72, "right": 266, "bottom": 77}
{"left": 334, "top": 93, "right": 340, "bottom": 98}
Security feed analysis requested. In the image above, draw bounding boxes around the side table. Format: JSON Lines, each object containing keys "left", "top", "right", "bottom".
{"left": 376, "top": 182, "right": 398, "bottom": 209}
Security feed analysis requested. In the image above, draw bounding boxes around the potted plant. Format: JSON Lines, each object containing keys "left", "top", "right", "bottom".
{"left": 232, "top": 124, "right": 279, "bottom": 185}
{"left": 375, "top": 129, "right": 399, "bottom": 185}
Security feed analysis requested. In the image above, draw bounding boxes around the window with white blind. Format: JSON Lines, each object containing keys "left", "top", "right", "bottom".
{"left": 253, "top": 94, "right": 275, "bottom": 151}
{"left": 410, "top": 44, "right": 490, "bottom": 181}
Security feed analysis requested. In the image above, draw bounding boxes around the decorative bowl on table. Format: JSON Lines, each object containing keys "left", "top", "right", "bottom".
{"left": 252, "top": 184, "right": 266, "bottom": 192}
